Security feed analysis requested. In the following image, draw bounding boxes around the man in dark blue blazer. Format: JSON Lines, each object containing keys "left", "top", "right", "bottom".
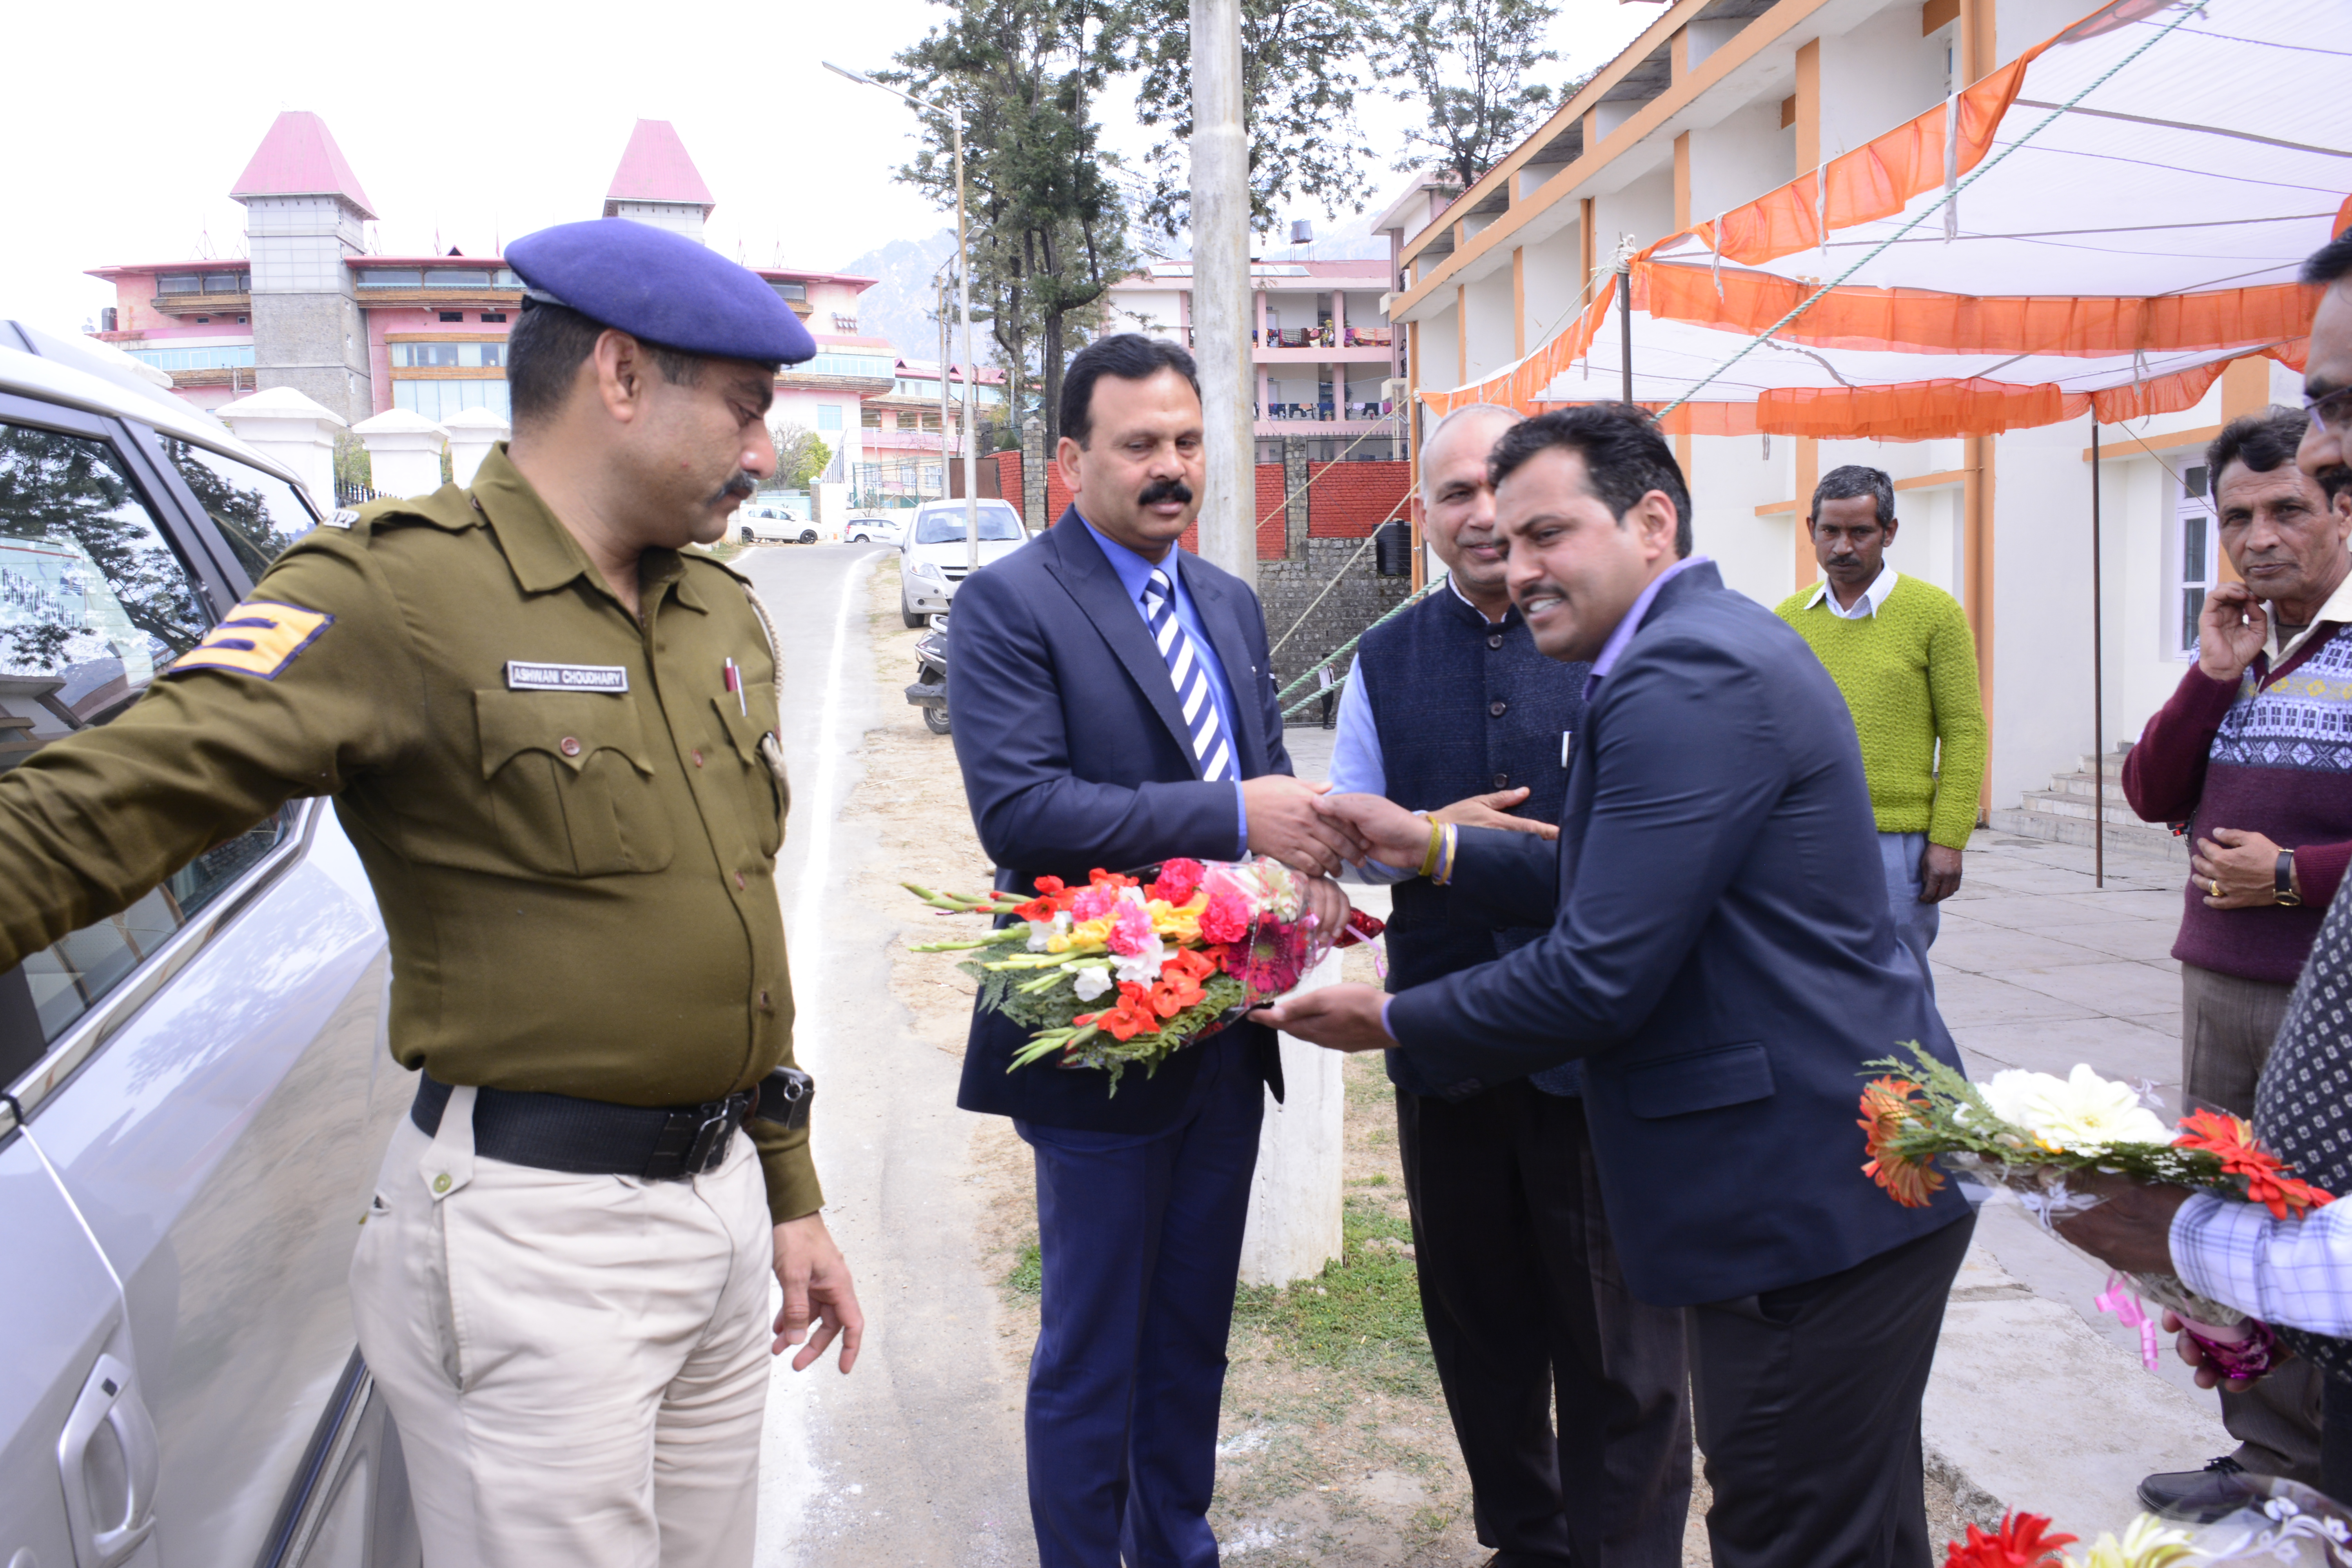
{"left": 946, "top": 334, "right": 1358, "bottom": 1568}
{"left": 1262, "top": 405, "right": 1976, "bottom": 1568}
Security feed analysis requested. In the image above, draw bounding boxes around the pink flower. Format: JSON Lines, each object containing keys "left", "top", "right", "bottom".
{"left": 1149, "top": 858, "right": 1205, "bottom": 905}
{"left": 1198, "top": 890, "right": 1251, "bottom": 945}
{"left": 1072, "top": 884, "right": 1118, "bottom": 922}
{"left": 1107, "top": 899, "right": 1156, "bottom": 955}
{"left": 1236, "top": 924, "right": 1305, "bottom": 998}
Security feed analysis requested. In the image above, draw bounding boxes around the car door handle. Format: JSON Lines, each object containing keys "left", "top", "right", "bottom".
{"left": 56, "top": 1352, "right": 159, "bottom": 1568}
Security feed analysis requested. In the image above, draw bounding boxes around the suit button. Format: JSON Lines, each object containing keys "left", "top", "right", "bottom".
{"left": 1489, "top": 700, "right": 1507, "bottom": 717}
{"left": 1487, "top": 633, "right": 1503, "bottom": 650}
{"left": 1493, "top": 772, "right": 1509, "bottom": 788}
{"left": 559, "top": 736, "right": 581, "bottom": 757}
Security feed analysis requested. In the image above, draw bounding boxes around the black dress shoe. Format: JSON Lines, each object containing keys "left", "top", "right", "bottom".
{"left": 2136, "top": 1455, "right": 2264, "bottom": 1522}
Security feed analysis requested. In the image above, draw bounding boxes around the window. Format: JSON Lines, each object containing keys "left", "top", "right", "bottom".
{"left": 0, "top": 422, "right": 290, "bottom": 1080}
{"left": 356, "top": 269, "right": 424, "bottom": 289}
{"left": 157, "top": 275, "right": 203, "bottom": 294}
{"left": 480, "top": 312, "right": 506, "bottom": 323}
{"left": 125, "top": 345, "right": 258, "bottom": 372}
{"left": 914, "top": 502, "right": 1022, "bottom": 543}
{"left": 392, "top": 379, "right": 513, "bottom": 423}
{"left": 390, "top": 342, "right": 506, "bottom": 368}
{"left": 204, "top": 273, "right": 247, "bottom": 294}
{"left": 773, "top": 282, "right": 808, "bottom": 303}
{"left": 862, "top": 408, "right": 883, "bottom": 430}
{"left": 2177, "top": 463, "right": 2218, "bottom": 656}
{"left": 439, "top": 311, "right": 465, "bottom": 323}
{"left": 425, "top": 269, "right": 492, "bottom": 289}
{"left": 832, "top": 314, "right": 858, "bottom": 333}
{"left": 799, "top": 351, "right": 897, "bottom": 380}
{"left": 492, "top": 269, "right": 521, "bottom": 289}
{"left": 816, "top": 405, "right": 842, "bottom": 432}
{"left": 163, "top": 439, "right": 315, "bottom": 580}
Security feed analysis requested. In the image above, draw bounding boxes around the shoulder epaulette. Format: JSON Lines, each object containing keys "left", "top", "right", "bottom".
{"left": 353, "top": 482, "right": 481, "bottom": 537}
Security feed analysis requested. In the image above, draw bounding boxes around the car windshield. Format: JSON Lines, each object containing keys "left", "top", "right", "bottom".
{"left": 914, "top": 506, "right": 1022, "bottom": 544}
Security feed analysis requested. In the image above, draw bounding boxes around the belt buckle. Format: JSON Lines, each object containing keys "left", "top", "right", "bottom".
{"left": 684, "top": 1099, "right": 737, "bottom": 1175}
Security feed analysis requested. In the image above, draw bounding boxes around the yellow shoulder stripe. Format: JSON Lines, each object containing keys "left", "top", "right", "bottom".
{"left": 169, "top": 599, "right": 335, "bottom": 681}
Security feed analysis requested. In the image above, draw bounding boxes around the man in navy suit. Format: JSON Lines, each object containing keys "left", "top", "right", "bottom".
{"left": 946, "top": 334, "right": 1357, "bottom": 1567}
{"left": 1263, "top": 405, "right": 1976, "bottom": 1568}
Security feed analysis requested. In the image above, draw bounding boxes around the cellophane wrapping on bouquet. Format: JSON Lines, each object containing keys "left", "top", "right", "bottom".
{"left": 1859, "top": 1044, "right": 2335, "bottom": 1372}
{"left": 905, "top": 857, "right": 1333, "bottom": 1092}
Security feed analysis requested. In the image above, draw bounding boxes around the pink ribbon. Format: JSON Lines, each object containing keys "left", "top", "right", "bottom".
{"left": 2095, "top": 1273, "right": 2162, "bottom": 1370}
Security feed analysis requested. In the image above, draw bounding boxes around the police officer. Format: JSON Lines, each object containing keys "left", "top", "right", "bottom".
{"left": 0, "top": 218, "right": 862, "bottom": 1567}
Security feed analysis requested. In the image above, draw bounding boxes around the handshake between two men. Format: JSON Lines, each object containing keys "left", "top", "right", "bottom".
{"left": 1241, "top": 780, "right": 1559, "bottom": 1051}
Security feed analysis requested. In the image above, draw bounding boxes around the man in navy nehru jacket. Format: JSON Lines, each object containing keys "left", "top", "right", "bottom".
{"left": 1328, "top": 402, "right": 1690, "bottom": 1567}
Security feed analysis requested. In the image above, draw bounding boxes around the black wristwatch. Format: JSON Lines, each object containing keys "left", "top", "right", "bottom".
{"left": 2276, "top": 849, "right": 2302, "bottom": 907}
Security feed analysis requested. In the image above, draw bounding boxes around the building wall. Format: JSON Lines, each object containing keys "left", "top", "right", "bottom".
{"left": 1260, "top": 540, "right": 1417, "bottom": 701}
{"left": 1818, "top": 2, "right": 1950, "bottom": 159}
{"left": 245, "top": 194, "right": 372, "bottom": 422}
{"left": 1685, "top": 96, "right": 1793, "bottom": 224}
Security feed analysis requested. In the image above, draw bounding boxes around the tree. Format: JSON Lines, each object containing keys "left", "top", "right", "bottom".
{"left": 1124, "top": 0, "right": 1376, "bottom": 238}
{"left": 1373, "top": 0, "right": 1565, "bottom": 191}
{"left": 890, "top": 0, "right": 1138, "bottom": 447}
{"left": 764, "top": 423, "right": 831, "bottom": 490}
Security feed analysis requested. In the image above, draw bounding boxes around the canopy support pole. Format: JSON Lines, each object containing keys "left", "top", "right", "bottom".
{"left": 2092, "top": 420, "right": 2105, "bottom": 889}
{"left": 1617, "top": 258, "right": 1633, "bottom": 405}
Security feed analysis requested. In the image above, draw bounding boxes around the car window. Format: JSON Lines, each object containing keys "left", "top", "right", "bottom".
{"left": 0, "top": 420, "right": 290, "bottom": 1087}
{"left": 914, "top": 505, "right": 1023, "bottom": 544}
{"left": 163, "top": 438, "right": 314, "bottom": 580}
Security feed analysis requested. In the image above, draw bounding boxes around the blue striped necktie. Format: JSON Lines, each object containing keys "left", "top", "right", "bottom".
{"left": 1142, "top": 567, "right": 1232, "bottom": 782}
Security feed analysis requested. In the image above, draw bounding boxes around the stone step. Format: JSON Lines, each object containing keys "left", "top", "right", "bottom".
{"left": 2011, "top": 789, "right": 2161, "bottom": 826}
{"left": 2049, "top": 773, "right": 2130, "bottom": 802}
{"left": 1987, "top": 803, "right": 2182, "bottom": 858}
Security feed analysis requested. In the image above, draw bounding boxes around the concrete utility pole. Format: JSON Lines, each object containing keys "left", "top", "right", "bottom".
{"left": 1189, "top": 0, "right": 1254, "bottom": 586}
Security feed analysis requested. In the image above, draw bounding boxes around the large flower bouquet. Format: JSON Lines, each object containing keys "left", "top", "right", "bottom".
{"left": 904, "top": 857, "right": 1339, "bottom": 1091}
{"left": 1860, "top": 1044, "right": 2334, "bottom": 1374}
{"left": 1943, "top": 1486, "right": 2352, "bottom": 1566}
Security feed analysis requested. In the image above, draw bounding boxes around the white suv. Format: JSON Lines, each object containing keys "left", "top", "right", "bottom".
{"left": 899, "top": 499, "right": 1029, "bottom": 626}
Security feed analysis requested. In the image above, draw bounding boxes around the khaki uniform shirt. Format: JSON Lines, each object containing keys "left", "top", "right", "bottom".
{"left": 0, "top": 446, "right": 818, "bottom": 1220}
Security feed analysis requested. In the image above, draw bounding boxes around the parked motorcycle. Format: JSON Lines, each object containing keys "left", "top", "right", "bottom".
{"left": 905, "top": 618, "right": 950, "bottom": 735}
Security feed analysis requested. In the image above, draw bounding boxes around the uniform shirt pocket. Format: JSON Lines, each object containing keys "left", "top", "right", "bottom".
{"left": 712, "top": 686, "right": 785, "bottom": 858}
{"left": 474, "top": 689, "right": 677, "bottom": 876}
{"left": 1624, "top": 1041, "right": 1776, "bottom": 1119}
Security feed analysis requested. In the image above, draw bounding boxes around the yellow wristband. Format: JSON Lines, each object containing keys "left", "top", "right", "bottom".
{"left": 1418, "top": 815, "right": 1445, "bottom": 879}
{"left": 1433, "top": 823, "right": 1459, "bottom": 886}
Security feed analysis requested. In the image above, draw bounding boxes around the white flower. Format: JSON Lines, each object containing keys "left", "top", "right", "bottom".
{"left": 1071, "top": 965, "right": 1114, "bottom": 1002}
{"left": 1112, "top": 935, "right": 1167, "bottom": 987}
{"left": 1980, "top": 1064, "right": 2170, "bottom": 1153}
{"left": 1026, "top": 911, "right": 1071, "bottom": 953}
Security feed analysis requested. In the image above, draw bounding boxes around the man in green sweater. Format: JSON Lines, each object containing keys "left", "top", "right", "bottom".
{"left": 1776, "top": 464, "right": 1987, "bottom": 991}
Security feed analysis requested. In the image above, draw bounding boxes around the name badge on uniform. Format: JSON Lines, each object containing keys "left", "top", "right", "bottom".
{"left": 506, "top": 661, "right": 628, "bottom": 693}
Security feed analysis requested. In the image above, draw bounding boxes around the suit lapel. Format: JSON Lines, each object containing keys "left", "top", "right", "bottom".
{"left": 1039, "top": 512, "right": 1202, "bottom": 773}
{"left": 1180, "top": 558, "right": 1270, "bottom": 778}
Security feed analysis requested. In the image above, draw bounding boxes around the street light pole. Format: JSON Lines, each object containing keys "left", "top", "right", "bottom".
{"left": 825, "top": 58, "right": 981, "bottom": 574}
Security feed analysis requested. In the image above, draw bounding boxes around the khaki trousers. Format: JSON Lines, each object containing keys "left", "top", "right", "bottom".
{"left": 2181, "top": 962, "right": 2325, "bottom": 1484}
{"left": 351, "top": 1087, "right": 775, "bottom": 1568}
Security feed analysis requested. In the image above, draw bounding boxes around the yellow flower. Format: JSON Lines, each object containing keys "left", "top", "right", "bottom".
{"left": 1049, "top": 916, "right": 1114, "bottom": 955}
{"left": 2072, "top": 1516, "right": 2195, "bottom": 1568}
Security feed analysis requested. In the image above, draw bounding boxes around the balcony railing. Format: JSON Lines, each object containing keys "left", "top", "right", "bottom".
{"left": 1257, "top": 402, "right": 1397, "bottom": 421}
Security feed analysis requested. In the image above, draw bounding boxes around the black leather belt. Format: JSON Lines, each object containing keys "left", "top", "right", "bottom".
{"left": 411, "top": 1073, "right": 757, "bottom": 1182}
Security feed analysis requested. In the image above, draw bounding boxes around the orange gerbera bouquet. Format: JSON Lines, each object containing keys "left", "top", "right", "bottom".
{"left": 1860, "top": 1043, "right": 2333, "bottom": 1377}
{"left": 905, "top": 857, "right": 1357, "bottom": 1091}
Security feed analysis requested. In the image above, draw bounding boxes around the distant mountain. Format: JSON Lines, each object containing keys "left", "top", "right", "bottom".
{"left": 838, "top": 230, "right": 962, "bottom": 361}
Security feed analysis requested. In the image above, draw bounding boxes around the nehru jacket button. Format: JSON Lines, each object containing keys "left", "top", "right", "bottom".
{"left": 734, "top": 871, "right": 747, "bottom": 890}
{"left": 559, "top": 736, "right": 582, "bottom": 757}
{"left": 1489, "top": 700, "right": 1507, "bottom": 717}
{"left": 692, "top": 749, "right": 704, "bottom": 768}
{"left": 1487, "top": 633, "right": 1503, "bottom": 650}
{"left": 1493, "top": 772, "right": 1510, "bottom": 788}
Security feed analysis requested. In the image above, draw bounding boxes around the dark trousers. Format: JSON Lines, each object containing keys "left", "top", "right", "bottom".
{"left": 2324, "top": 1377, "right": 2352, "bottom": 1506}
{"left": 2182, "top": 962, "right": 2325, "bottom": 1482}
{"left": 1397, "top": 1082, "right": 1692, "bottom": 1567}
{"left": 1689, "top": 1210, "right": 1975, "bottom": 1568}
{"left": 1016, "top": 1034, "right": 1264, "bottom": 1568}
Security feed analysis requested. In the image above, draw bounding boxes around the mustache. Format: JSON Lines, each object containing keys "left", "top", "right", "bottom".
{"left": 713, "top": 471, "right": 760, "bottom": 506}
{"left": 1138, "top": 477, "right": 1194, "bottom": 508}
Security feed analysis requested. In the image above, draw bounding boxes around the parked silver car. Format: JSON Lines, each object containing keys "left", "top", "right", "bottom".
{"left": 0, "top": 321, "right": 417, "bottom": 1568}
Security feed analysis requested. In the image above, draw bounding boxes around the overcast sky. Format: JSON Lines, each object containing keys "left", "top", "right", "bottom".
{"left": 2, "top": 0, "right": 1656, "bottom": 337}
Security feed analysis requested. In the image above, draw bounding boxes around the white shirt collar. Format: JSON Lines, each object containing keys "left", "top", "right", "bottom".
{"left": 1805, "top": 563, "right": 1900, "bottom": 620}
{"left": 1443, "top": 572, "right": 1510, "bottom": 626}
{"left": 2271, "top": 559, "right": 2352, "bottom": 663}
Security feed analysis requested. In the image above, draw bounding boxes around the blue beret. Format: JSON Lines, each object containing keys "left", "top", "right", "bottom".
{"left": 506, "top": 218, "right": 816, "bottom": 366}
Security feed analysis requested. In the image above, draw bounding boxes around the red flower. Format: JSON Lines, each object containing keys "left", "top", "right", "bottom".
{"left": 1198, "top": 890, "right": 1251, "bottom": 945}
{"left": 1013, "top": 875, "right": 1073, "bottom": 922}
{"left": 1086, "top": 867, "right": 1139, "bottom": 889}
{"left": 1075, "top": 982, "right": 1161, "bottom": 1042}
{"left": 1150, "top": 966, "right": 1207, "bottom": 1017}
{"left": 2178, "top": 1108, "right": 2337, "bottom": 1216}
{"left": 1165, "top": 948, "right": 1219, "bottom": 984}
{"left": 1942, "top": 1513, "right": 2076, "bottom": 1568}
{"left": 1148, "top": 858, "right": 1206, "bottom": 906}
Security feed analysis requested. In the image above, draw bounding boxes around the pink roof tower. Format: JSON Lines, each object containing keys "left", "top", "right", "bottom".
{"left": 230, "top": 111, "right": 379, "bottom": 422}
{"left": 603, "top": 120, "right": 715, "bottom": 245}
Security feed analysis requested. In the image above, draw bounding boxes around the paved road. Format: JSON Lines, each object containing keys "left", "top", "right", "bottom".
{"left": 737, "top": 544, "right": 1029, "bottom": 1566}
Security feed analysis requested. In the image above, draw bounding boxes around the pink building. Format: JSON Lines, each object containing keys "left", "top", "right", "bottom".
{"left": 86, "top": 113, "right": 891, "bottom": 448}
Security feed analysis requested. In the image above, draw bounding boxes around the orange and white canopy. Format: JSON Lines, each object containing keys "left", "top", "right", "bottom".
{"left": 1427, "top": 0, "right": 2352, "bottom": 439}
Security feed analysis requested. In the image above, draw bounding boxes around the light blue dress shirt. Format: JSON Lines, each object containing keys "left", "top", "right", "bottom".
{"left": 1582, "top": 554, "right": 1713, "bottom": 702}
{"left": 1079, "top": 515, "right": 1250, "bottom": 856}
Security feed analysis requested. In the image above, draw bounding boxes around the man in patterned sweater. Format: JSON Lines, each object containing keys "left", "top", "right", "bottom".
{"left": 2122, "top": 403, "right": 2352, "bottom": 1514}
{"left": 1775, "top": 465, "right": 1985, "bottom": 991}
